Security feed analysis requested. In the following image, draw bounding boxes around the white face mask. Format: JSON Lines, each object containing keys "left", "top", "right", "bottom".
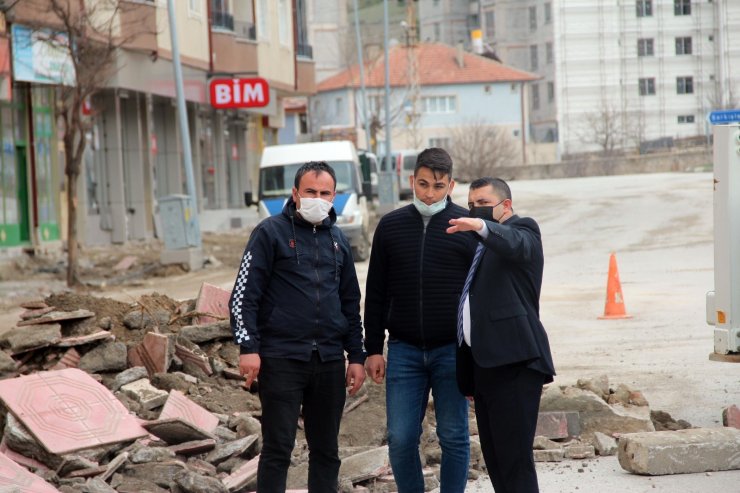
{"left": 297, "top": 195, "right": 333, "bottom": 224}
{"left": 412, "top": 182, "right": 449, "bottom": 217}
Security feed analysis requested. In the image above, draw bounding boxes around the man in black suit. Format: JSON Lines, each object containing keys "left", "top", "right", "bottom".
{"left": 446, "top": 177, "right": 555, "bottom": 493}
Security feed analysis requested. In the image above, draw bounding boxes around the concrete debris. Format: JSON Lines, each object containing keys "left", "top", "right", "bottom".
{"left": 618, "top": 428, "right": 740, "bottom": 475}
{"left": 723, "top": 404, "right": 740, "bottom": 429}
{"left": 0, "top": 290, "right": 707, "bottom": 492}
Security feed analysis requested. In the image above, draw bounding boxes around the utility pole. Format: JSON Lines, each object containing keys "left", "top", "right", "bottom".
{"left": 353, "top": 0, "right": 372, "bottom": 152}
{"left": 404, "top": 1, "right": 421, "bottom": 150}
{"left": 378, "top": 0, "right": 397, "bottom": 214}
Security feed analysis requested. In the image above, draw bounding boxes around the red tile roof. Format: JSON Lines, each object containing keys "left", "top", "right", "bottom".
{"left": 317, "top": 42, "right": 538, "bottom": 92}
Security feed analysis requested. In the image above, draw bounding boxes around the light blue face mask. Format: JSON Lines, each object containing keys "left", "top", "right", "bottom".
{"left": 412, "top": 182, "right": 449, "bottom": 217}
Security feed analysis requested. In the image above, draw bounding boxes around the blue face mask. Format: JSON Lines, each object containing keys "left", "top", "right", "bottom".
{"left": 412, "top": 182, "right": 449, "bottom": 217}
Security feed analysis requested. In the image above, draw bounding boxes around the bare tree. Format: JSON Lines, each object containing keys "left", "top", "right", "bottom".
{"left": 576, "top": 101, "right": 628, "bottom": 155}
{"left": 449, "top": 118, "right": 520, "bottom": 182}
{"left": 10, "top": 0, "right": 149, "bottom": 286}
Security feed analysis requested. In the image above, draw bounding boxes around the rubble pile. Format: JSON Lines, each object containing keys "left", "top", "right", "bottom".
{"left": 0, "top": 283, "right": 704, "bottom": 491}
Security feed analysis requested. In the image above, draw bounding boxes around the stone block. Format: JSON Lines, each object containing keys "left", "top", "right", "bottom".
{"left": 618, "top": 427, "right": 740, "bottom": 475}
{"left": 205, "top": 434, "right": 258, "bottom": 465}
{"left": 338, "top": 445, "right": 391, "bottom": 483}
{"left": 534, "top": 448, "right": 564, "bottom": 462}
{"left": 563, "top": 444, "right": 595, "bottom": 459}
{"left": 592, "top": 431, "right": 618, "bottom": 456}
{"left": 121, "top": 378, "right": 169, "bottom": 410}
{"left": 723, "top": 404, "right": 740, "bottom": 429}
{"left": 78, "top": 341, "right": 128, "bottom": 373}
{"left": 8, "top": 323, "right": 62, "bottom": 354}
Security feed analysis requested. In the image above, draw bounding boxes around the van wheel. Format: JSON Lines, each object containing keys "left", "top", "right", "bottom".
{"left": 352, "top": 233, "right": 370, "bottom": 262}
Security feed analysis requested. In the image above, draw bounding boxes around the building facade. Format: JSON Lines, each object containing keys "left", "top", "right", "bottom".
{"left": 0, "top": 0, "right": 315, "bottom": 256}
{"left": 419, "top": 0, "right": 740, "bottom": 158}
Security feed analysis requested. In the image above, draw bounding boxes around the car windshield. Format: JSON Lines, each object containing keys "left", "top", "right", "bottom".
{"left": 260, "top": 161, "right": 355, "bottom": 198}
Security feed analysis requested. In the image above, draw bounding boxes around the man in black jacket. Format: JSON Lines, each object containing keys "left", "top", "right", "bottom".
{"left": 364, "top": 148, "right": 477, "bottom": 493}
{"left": 447, "top": 177, "right": 555, "bottom": 493}
{"left": 229, "top": 161, "right": 366, "bottom": 493}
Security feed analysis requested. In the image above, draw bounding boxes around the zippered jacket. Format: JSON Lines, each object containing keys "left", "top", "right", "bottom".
{"left": 364, "top": 200, "right": 477, "bottom": 355}
{"left": 229, "top": 198, "right": 366, "bottom": 364}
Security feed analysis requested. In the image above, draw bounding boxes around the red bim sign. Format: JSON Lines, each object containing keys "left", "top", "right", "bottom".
{"left": 209, "top": 78, "right": 270, "bottom": 109}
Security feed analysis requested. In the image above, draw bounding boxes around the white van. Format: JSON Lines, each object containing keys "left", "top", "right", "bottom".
{"left": 251, "top": 141, "right": 371, "bottom": 261}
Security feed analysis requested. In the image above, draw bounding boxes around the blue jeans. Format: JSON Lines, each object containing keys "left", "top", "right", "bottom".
{"left": 386, "top": 339, "right": 470, "bottom": 493}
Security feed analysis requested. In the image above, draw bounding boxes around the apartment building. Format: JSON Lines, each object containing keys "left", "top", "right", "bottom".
{"left": 420, "top": 0, "right": 740, "bottom": 158}
{"left": 0, "top": 0, "right": 315, "bottom": 255}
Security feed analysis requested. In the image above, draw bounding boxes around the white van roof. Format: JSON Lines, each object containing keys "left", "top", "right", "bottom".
{"left": 261, "top": 141, "right": 358, "bottom": 168}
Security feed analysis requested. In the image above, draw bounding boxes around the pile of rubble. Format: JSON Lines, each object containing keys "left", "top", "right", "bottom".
{"left": 0, "top": 281, "right": 732, "bottom": 492}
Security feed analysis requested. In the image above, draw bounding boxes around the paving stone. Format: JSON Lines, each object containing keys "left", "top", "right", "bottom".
{"left": 56, "top": 331, "right": 114, "bottom": 348}
{"left": 205, "top": 434, "right": 258, "bottom": 464}
{"left": 618, "top": 427, "right": 740, "bottom": 475}
{"left": 0, "top": 368, "right": 148, "bottom": 455}
{"left": 175, "top": 342, "right": 213, "bottom": 376}
{"left": 16, "top": 309, "right": 95, "bottom": 326}
{"left": 0, "top": 449, "right": 62, "bottom": 492}
{"left": 722, "top": 404, "right": 740, "bottom": 429}
{"left": 128, "top": 332, "right": 170, "bottom": 376}
{"left": 170, "top": 438, "right": 217, "bottom": 456}
{"left": 160, "top": 389, "right": 219, "bottom": 432}
{"left": 194, "top": 283, "right": 231, "bottom": 325}
{"left": 143, "top": 418, "right": 217, "bottom": 445}
{"left": 121, "top": 378, "right": 169, "bottom": 410}
{"left": 78, "top": 341, "right": 128, "bottom": 373}
{"left": 222, "top": 454, "right": 259, "bottom": 492}
{"left": 8, "top": 323, "right": 62, "bottom": 354}
{"left": 338, "top": 445, "right": 391, "bottom": 483}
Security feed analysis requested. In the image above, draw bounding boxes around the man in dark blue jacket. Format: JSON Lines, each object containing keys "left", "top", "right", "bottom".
{"left": 229, "top": 161, "right": 366, "bottom": 493}
{"left": 448, "top": 177, "right": 555, "bottom": 493}
{"left": 364, "top": 148, "right": 477, "bottom": 493}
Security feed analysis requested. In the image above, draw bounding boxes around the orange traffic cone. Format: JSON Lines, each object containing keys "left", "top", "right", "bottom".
{"left": 598, "top": 253, "right": 632, "bottom": 319}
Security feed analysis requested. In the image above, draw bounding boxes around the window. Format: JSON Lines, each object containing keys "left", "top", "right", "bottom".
{"left": 547, "top": 81, "right": 555, "bottom": 102}
{"left": 530, "top": 45, "right": 538, "bottom": 70}
{"left": 677, "top": 115, "right": 695, "bottom": 124}
{"left": 639, "top": 78, "right": 656, "bottom": 96}
{"left": 544, "top": 3, "right": 552, "bottom": 24}
{"left": 677, "top": 76, "right": 694, "bottom": 94}
{"left": 675, "top": 37, "right": 692, "bottom": 55}
{"left": 637, "top": 38, "right": 654, "bottom": 56}
{"left": 546, "top": 42, "right": 553, "bottom": 64}
{"left": 674, "top": 0, "right": 691, "bottom": 15}
{"left": 636, "top": 0, "right": 652, "bottom": 17}
{"left": 531, "top": 83, "right": 540, "bottom": 110}
{"left": 421, "top": 96, "right": 456, "bottom": 114}
{"left": 434, "top": 23, "right": 440, "bottom": 41}
{"left": 529, "top": 6, "right": 537, "bottom": 31}
{"left": 257, "top": 0, "right": 269, "bottom": 39}
{"left": 429, "top": 137, "right": 450, "bottom": 148}
{"left": 484, "top": 10, "right": 495, "bottom": 39}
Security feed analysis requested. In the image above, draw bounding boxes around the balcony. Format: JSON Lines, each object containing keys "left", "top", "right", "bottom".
{"left": 211, "top": 27, "right": 258, "bottom": 75}
{"left": 211, "top": 10, "right": 234, "bottom": 31}
{"left": 234, "top": 21, "right": 257, "bottom": 41}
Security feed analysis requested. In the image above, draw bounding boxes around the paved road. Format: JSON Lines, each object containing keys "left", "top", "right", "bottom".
{"left": 3, "top": 171, "right": 737, "bottom": 491}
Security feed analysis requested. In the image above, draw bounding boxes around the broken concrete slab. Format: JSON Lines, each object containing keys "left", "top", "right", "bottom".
{"left": 338, "top": 445, "right": 390, "bottom": 483}
{"left": 540, "top": 386, "right": 654, "bottom": 439}
{"left": 179, "top": 320, "right": 232, "bottom": 344}
{"left": 111, "top": 367, "right": 149, "bottom": 392}
{"left": 20, "top": 306, "right": 55, "bottom": 320}
{"left": 56, "top": 331, "right": 114, "bottom": 348}
{"left": 592, "top": 431, "right": 618, "bottom": 456}
{"left": 175, "top": 469, "right": 229, "bottom": 493}
{"left": 121, "top": 379, "right": 169, "bottom": 410}
{"left": 20, "top": 300, "right": 49, "bottom": 310}
{"left": 78, "top": 341, "right": 128, "bottom": 373}
{"left": 122, "top": 460, "right": 189, "bottom": 489}
{"left": 205, "top": 434, "right": 258, "bottom": 465}
{"left": 169, "top": 438, "right": 217, "bottom": 456}
{"left": 0, "top": 450, "right": 62, "bottom": 492}
{"left": 0, "top": 369, "right": 148, "bottom": 455}
{"left": 159, "top": 389, "right": 219, "bottom": 433}
{"left": 563, "top": 444, "right": 595, "bottom": 459}
{"left": 16, "top": 309, "right": 95, "bottom": 326}
{"left": 174, "top": 342, "right": 213, "bottom": 376}
{"left": 534, "top": 448, "right": 564, "bottom": 462}
{"left": 194, "top": 283, "right": 231, "bottom": 325}
{"left": 533, "top": 436, "right": 562, "bottom": 450}
{"left": 142, "top": 418, "right": 217, "bottom": 445}
{"left": 618, "top": 427, "right": 740, "bottom": 475}
{"left": 8, "top": 323, "right": 62, "bottom": 354}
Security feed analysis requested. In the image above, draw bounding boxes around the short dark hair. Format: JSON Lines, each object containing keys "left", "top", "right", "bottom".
{"left": 414, "top": 148, "right": 453, "bottom": 180}
{"left": 294, "top": 161, "right": 337, "bottom": 189}
{"left": 470, "top": 177, "right": 512, "bottom": 201}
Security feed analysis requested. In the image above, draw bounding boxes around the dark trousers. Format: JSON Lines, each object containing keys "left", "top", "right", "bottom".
{"left": 257, "top": 353, "right": 346, "bottom": 493}
{"left": 474, "top": 363, "right": 545, "bottom": 493}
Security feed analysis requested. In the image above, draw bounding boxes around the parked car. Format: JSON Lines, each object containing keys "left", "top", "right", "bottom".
{"left": 357, "top": 150, "right": 379, "bottom": 198}
{"left": 392, "top": 149, "right": 420, "bottom": 199}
